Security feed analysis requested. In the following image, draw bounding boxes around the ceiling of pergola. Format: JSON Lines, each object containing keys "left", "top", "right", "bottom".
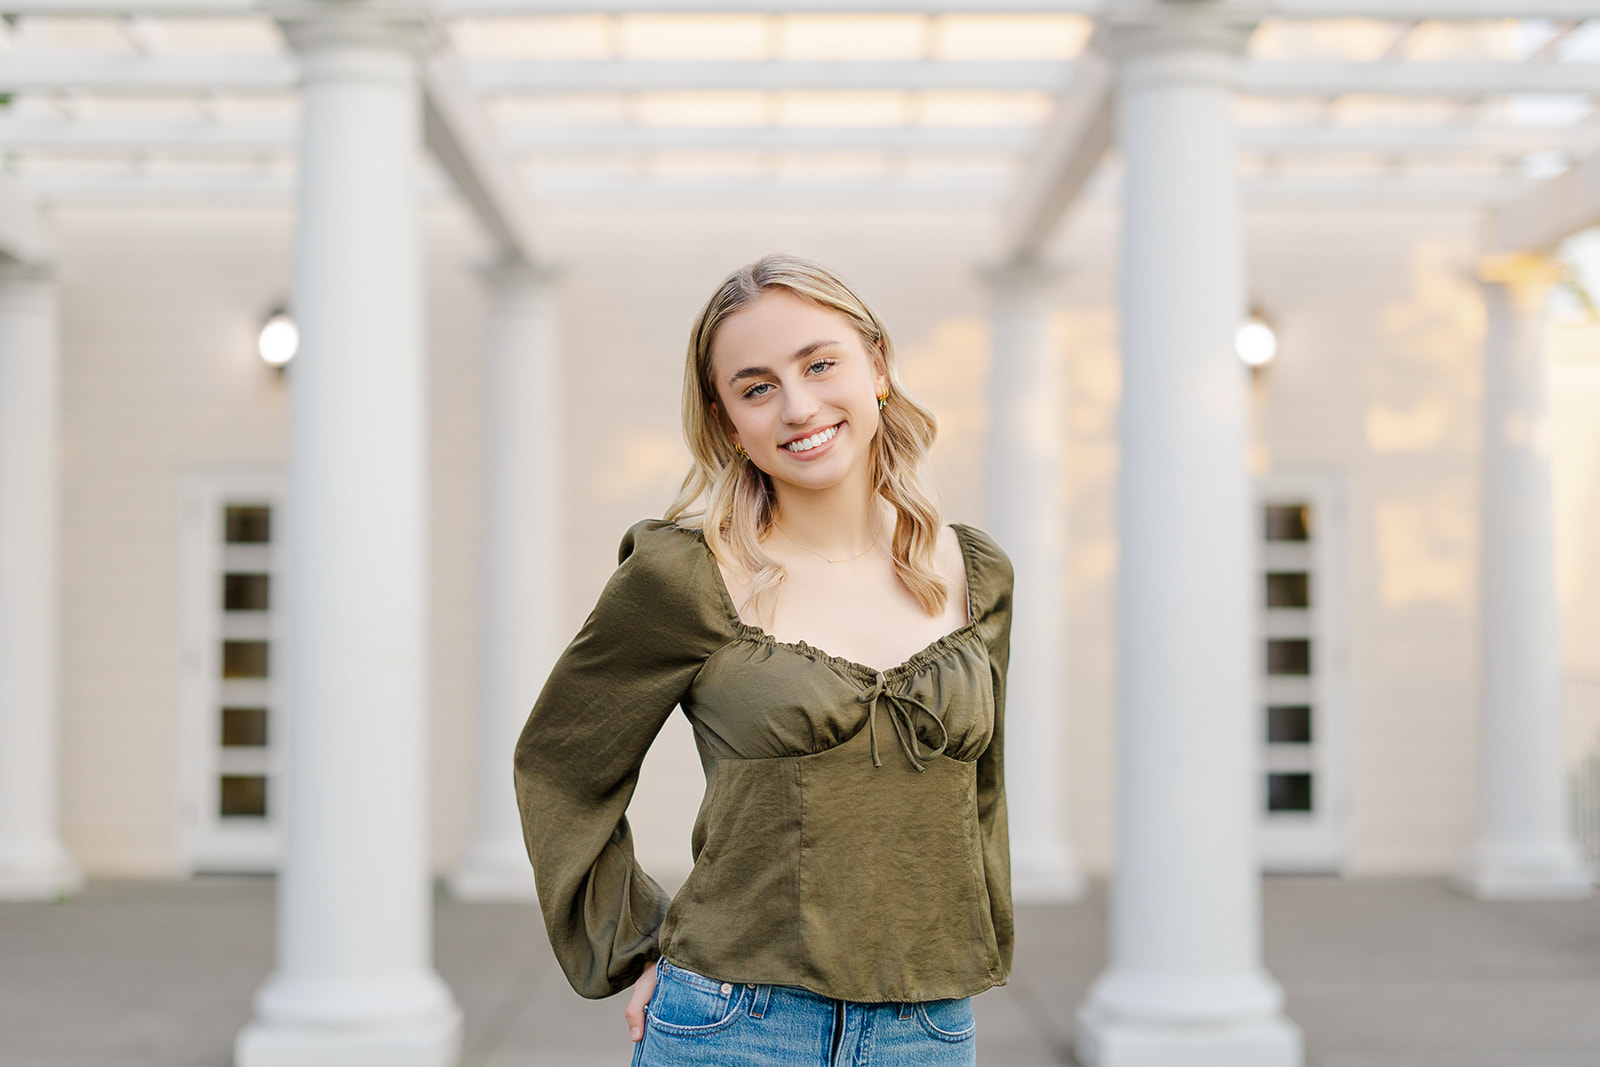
{"left": 1, "top": 2, "right": 1598, "bottom": 236}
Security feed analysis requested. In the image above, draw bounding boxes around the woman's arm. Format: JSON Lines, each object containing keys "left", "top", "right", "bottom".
{"left": 967, "top": 527, "right": 1016, "bottom": 978}
{"left": 513, "top": 520, "right": 727, "bottom": 999}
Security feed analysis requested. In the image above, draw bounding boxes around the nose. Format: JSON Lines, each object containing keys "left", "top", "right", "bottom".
{"left": 780, "top": 378, "right": 821, "bottom": 426}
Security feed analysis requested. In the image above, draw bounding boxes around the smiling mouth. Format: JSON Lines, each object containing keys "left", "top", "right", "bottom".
{"left": 781, "top": 423, "right": 841, "bottom": 453}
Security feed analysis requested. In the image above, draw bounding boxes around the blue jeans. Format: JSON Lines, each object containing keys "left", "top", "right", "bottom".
{"left": 631, "top": 957, "right": 977, "bottom": 1067}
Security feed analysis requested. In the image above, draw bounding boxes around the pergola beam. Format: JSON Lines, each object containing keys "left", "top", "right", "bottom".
{"left": 422, "top": 55, "right": 543, "bottom": 264}
{"left": 0, "top": 117, "right": 298, "bottom": 153}
{"left": 0, "top": 0, "right": 255, "bottom": 11}
{"left": 479, "top": 170, "right": 1534, "bottom": 207}
{"left": 442, "top": 0, "right": 1102, "bottom": 11}
{"left": 462, "top": 57, "right": 1070, "bottom": 93}
{"left": 1240, "top": 61, "right": 1600, "bottom": 97}
{"left": 0, "top": 1, "right": 1100, "bottom": 13}
{"left": 1485, "top": 150, "right": 1600, "bottom": 252}
{"left": 2, "top": 116, "right": 1594, "bottom": 158}
{"left": 7, "top": 53, "right": 1597, "bottom": 97}
{"left": 469, "top": 57, "right": 1600, "bottom": 95}
{"left": 1240, "top": 124, "right": 1600, "bottom": 155}
{"left": 2, "top": 0, "right": 1597, "bottom": 17}
{"left": 997, "top": 47, "right": 1114, "bottom": 265}
{"left": 0, "top": 53, "right": 296, "bottom": 93}
{"left": 0, "top": 117, "right": 1032, "bottom": 154}
{"left": 16, "top": 164, "right": 1525, "bottom": 209}
{"left": 1271, "top": 1, "right": 1600, "bottom": 17}
{"left": 499, "top": 123, "right": 1036, "bottom": 152}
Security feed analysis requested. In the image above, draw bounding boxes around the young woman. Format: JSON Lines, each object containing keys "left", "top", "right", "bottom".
{"left": 514, "top": 253, "right": 1015, "bottom": 1066}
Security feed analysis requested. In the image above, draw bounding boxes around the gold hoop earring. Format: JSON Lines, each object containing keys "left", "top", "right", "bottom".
{"left": 734, "top": 442, "right": 749, "bottom": 460}
{"left": 876, "top": 390, "right": 889, "bottom": 411}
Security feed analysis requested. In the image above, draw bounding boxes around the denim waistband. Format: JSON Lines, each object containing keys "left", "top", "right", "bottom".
{"left": 657, "top": 957, "right": 924, "bottom": 1021}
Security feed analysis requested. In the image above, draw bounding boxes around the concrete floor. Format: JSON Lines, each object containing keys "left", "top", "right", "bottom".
{"left": 1, "top": 876, "right": 1597, "bottom": 1066}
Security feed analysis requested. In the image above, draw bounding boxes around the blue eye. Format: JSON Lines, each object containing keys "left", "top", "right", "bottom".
{"left": 742, "top": 382, "right": 773, "bottom": 399}
{"left": 808, "top": 359, "right": 837, "bottom": 374}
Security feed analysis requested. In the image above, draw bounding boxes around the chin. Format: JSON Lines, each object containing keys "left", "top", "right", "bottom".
{"left": 774, "top": 456, "right": 868, "bottom": 491}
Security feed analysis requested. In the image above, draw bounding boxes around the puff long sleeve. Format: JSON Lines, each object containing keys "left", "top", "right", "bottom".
{"left": 513, "top": 519, "right": 732, "bottom": 999}
{"left": 963, "top": 527, "right": 1016, "bottom": 979}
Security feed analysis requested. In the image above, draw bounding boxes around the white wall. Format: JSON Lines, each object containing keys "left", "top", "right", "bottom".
{"left": 1245, "top": 211, "right": 1485, "bottom": 875}
{"left": 49, "top": 196, "right": 1600, "bottom": 881}
{"left": 53, "top": 202, "right": 497, "bottom": 875}
{"left": 57, "top": 206, "right": 293, "bottom": 875}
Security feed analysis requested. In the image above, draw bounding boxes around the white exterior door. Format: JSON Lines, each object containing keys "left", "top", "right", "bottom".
{"left": 178, "top": 470, "right": 287, "bottom": 873}
{"left": 1257, "top": 477, "right": 1349, "bottom": 873}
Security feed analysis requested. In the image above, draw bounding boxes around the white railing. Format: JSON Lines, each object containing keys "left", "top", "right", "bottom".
{"left": 1567, "top": 677, "right": 1600, "bottom": 883}
{"left": 1573, "top": 745, "right": 1600, "bottom": 880}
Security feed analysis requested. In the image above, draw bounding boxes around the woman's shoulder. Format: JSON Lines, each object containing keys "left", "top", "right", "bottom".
{"left": 947, "top": 522, "right": 1015, "bottom": 638}
{"left": 616, "top": 516, "right": 705, "bottom": 565}
{"left": 608, "top": 517, "right": 727, "bottom": 617}
{"left": 948, "top": 522, "right": 1014, "bottom": 589}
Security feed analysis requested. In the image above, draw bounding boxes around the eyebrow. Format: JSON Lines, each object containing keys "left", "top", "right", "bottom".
{"left": 726, "top": 340, "right": 841, "bottom": 388}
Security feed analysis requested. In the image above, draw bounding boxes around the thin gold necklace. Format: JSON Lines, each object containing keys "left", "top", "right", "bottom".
{"left": 773, "top": 521, "right": 882, "bottom": 564}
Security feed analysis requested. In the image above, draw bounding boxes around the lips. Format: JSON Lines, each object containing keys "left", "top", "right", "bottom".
{"left": 781, "top": 422, "right": 842, "bottom": 454}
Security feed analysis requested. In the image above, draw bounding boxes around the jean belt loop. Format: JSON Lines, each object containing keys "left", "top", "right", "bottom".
{"left": 748, "top": 982, "right": 771, "bottom": 1019}
{"left": 898, "top": 1002, "right": 914, "bottom": 1021}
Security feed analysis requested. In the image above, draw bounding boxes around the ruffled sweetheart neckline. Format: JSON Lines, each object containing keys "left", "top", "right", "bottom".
{"left": 686, "top": 521, "right": 982, "bottom": 685}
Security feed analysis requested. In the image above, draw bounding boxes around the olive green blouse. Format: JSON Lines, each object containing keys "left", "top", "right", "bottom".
{"left": 513, "top": 517, "right": 1015, "bottom": 1004}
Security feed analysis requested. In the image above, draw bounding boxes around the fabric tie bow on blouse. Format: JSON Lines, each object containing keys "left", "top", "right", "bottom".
{"left": 855, "top": 671, "right": 950, "bottom": 772}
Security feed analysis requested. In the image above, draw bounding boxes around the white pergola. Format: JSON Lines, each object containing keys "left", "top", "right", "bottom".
{"left": 1, "top": 2, "right": 1596, "bottom": 1066}
{"left": 0, "top": 1, "right": 1597, "bottom": 247}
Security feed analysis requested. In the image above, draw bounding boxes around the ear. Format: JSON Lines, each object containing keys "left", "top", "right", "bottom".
{"left": 872, "top": 344, "right": 890, "bottom": 396}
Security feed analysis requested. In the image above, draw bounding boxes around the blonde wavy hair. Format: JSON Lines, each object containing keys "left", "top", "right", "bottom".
{"left": 664, "top": 252, "right": 948, "bottom": 623}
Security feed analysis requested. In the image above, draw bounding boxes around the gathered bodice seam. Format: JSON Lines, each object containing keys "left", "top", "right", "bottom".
{"left": 670, "top": 518, "right": 984, "bottom": 688}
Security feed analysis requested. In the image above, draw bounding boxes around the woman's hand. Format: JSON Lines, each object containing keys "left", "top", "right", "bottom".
{"left": 625, "top": 959, "right": 659, "bottom": 1043}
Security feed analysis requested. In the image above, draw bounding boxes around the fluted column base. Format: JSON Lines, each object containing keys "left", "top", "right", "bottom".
{"left": 1076, "top": 1006, "right": 1301, "bottom": 1067}
{"left": 0, "top": 842, "right": 84, "bottom": 901}
{"left": 1454, "top": 840, "right": 1594, "bottom": 901}
{"left": 237, "top": 1015, "right": 461, "bottom": 1067}
{"left": 237, "top": 971, "right": 462, "bottom": 1067}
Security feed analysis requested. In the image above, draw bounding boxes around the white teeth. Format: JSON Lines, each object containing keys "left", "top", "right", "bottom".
{"left": 782, "top": 423, "right": 839, "bottom": 453}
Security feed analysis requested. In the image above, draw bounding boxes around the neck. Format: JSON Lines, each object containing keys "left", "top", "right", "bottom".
{"left": 769, "top": 466, "right": 887, "bottom": 559}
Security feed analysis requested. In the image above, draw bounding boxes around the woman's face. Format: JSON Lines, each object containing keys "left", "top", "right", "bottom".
{"left": 709, "top": 288, "right": 889, "bottom": 497}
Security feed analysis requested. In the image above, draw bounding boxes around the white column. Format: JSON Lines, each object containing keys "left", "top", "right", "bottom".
{"left": 0, "top": 261, "right": 84, "bottom": 902}
{"left": 983, "top": 262, "right": 1085, "bottom": 903}
{"left": 448, "top": 261, "right": 563, "bottom": 901}
{"left": 1076, "top": 10, "right": 1302, "bottom": 1066}
{"left": 236, "top": 9, "right": 462, "bottom": 1066}
{"left": 1458, "top": 253, "right": 1593, "bottom": 900}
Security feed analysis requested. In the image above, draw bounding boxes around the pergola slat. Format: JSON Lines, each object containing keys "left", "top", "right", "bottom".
{"left": 1240, "top": 61, "right": 1600, "bottom": 97}
{"left": 0, "top": 116, "right": 1593, "bottom": 157}
{"left": 461, "top": 58, "right": 1072, "bottom": 93}
{"left": 7, "top": 54, "right": 1599, "bottom": 96}
{"left": 21, "top": 168, "right": 1524, "bottom": 205}
{"left": 0, "top": 53, "right": 298, "bottom": 93}
{"left": 0, "top": 0, "right": 1595, "bottom": 18}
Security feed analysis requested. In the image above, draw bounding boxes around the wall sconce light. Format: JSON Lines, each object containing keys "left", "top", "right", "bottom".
{"left": 1236, "top": 307, "right": 1278, "bottom": 370}
{"left": 258, "top": 306, "right": 298, "bottom": 369}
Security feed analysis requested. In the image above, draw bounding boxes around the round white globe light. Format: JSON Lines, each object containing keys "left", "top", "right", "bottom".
{"left": 258, "top": 312, "right": 298, "bottom": 367}
{"left": 1236, "top": 316, "right": 1277, "bottom": 368}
